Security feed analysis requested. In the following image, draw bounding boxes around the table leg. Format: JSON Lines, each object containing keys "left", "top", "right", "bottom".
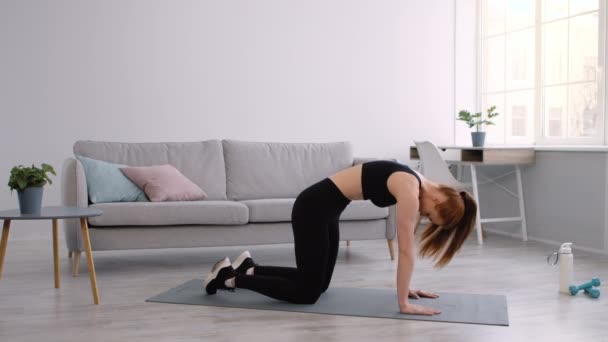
{"left": 515, "top": 165, "right": 528, "bottom": 241}
{"left": 0, "top": 220, "right": 11, "bottom": 279}
{"left": 470, "top": 165, "right": 483, "bottom": 245}
{"left": 52, "top": 219, "right": 60, "bottom": 288}
{"left": 80, "top": 218, "right": 100, "bottom": 304}
{"left": 72, "top": 251, "right": 81, "bottom": 277}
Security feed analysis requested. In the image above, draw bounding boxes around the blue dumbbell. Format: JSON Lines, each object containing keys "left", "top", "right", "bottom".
{"left": 584, "top": 287, "right": 600, "bottom": 299}
{"left": 569, "top": 277, "right": 601, "bottom": 296}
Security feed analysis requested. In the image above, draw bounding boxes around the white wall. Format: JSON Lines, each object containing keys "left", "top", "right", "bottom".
{"left": 0, "top": 0, "right": 458, "bottom": 240}
{"left": 454, "top": 0, "right": 479, "bottom": 145}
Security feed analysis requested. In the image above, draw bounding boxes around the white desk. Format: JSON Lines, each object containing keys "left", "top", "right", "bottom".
{"left": 409, "top": 145, "right": 536, "bottom": 244}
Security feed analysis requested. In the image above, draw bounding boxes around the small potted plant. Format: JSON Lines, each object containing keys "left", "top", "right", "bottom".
{"left": 8, "top": 163, "right": 56, "bottom": 214}
{"left": 457, "top": 106, "right": 500, "bottom": 147}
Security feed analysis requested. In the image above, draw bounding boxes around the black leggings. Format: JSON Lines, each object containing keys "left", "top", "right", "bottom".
{"left": 235, "top": 178, "right": 351, "bottom": 304}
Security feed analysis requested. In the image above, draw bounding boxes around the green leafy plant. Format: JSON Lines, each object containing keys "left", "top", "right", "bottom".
{"left": 457, "top": 106, "right": 500, "bottom": 132}
{"left": 8, "top": 163, "right": 56, "bottom": 193}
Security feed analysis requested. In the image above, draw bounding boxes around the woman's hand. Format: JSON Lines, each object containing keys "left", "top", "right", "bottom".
{"left": 399, "top": 303, "right": 442, "bottom": 316}
{"left": 408, "top": 289, "right": 440, "bottom": 299}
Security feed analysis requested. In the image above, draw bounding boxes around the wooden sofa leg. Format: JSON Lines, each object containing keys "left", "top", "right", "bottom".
{"left": 346, "top": 240, "right": 350, "bottom": 247}
{"left": 387, "top": 239, "right": 395, "bottom": 261}
{"left": 72, "top": 251, "right": 81, "bottom": 277}
{"left": 68, "top": 251, "right": 72, "bottom": 258}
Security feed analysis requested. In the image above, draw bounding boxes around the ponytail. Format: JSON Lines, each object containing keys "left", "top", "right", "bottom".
{"left": 417, "top": 187, "right": 477, "bottom": 268}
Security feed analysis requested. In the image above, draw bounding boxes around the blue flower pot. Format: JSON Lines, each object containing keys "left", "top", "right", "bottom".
{"left": 17, "top": 187, "right": 44, "bottom": 215}
{"left": 471, "top": 132, "right": 486, "bottom": 147}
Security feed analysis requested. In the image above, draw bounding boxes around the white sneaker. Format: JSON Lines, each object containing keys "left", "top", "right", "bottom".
{"left": 203, "top": 257, "right": 236, "bottom": 295}
{"left": 232, "top": 251, "right": 256, "bottom": 275}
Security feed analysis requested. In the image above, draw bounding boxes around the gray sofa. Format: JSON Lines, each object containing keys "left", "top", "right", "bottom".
{"left": 61, "top": 140, "right": 397, "bottom": 275}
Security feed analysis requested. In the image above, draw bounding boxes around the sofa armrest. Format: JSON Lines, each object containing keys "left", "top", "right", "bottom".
{"left": 353, "top": 157, "right": 398, "bottom": 166}
{"left": 353, "top": 157, "right": 377, "bottom": 165}
{"left": 61, "top": 157, "right": 88, "bottom": 251}
{"left": 385, "top": 205, "right": 397, "bottom": 240}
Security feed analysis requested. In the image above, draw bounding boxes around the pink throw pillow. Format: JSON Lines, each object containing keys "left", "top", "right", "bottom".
{"left": 120, "top": 164, "right": 207, "bottom": 202}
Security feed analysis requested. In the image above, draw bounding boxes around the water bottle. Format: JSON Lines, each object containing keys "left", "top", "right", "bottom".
{"left": 558, "top": 243, "right": 574, "bottom": 294}
{"left": 548, "top": 242, "right": 574, "bottom": 294}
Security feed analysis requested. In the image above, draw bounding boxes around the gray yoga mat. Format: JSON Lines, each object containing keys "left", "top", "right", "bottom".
{"left": 147, "top": 279, "right": 509, "bottom": 326}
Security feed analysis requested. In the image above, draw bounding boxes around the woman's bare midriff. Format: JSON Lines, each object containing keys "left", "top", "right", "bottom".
{"left": 329, "top": 164, "right": 365, "bottom": 201}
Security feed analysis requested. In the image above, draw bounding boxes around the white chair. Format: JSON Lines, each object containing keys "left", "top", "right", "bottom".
{"left": 414, "top": 141, "right": 483, "bottom": 244}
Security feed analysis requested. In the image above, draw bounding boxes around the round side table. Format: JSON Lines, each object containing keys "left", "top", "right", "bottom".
{"left": 0, "top": 206, "right": 103, "bottom": 304}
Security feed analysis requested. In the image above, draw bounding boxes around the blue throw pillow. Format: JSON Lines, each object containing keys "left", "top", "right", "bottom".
{"left": 76, "top": 156, "right": 148, "bottom": 203}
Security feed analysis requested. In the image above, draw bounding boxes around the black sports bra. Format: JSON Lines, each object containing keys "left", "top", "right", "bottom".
{"left": 361, "top": 160, "right": 422, "bottom": 207}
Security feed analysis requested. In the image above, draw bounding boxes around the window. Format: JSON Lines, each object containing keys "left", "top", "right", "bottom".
{"left": 480, "top": 0, "right": 605, "bottom": 145}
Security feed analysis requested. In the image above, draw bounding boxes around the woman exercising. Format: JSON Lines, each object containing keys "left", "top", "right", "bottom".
{"left": 203, "top": 160, "right": 478, "bottom": 316}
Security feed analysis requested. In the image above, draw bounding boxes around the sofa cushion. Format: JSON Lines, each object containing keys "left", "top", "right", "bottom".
{"left": 121, "top": 164, "right": 208, "bottom": 202}
{"left": 74, "top": 140, "right": 227, "bottom": 200}
{"left": 76, "top": 156, "right": 148, "bottom": 203}
{"left": 223, "top": 140, "right": 354, "bottom": 200}
{"left": 88, "top": 201, "right": 248, "bottom": 226}
{"left": 240, "top": 199, "right": 388, "bottom": 223}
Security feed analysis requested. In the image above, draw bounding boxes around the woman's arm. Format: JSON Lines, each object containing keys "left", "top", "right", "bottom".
{"left": 395, "top": 192, "right": 419, "bottom": 307}
{"left": 389, "top": 174, "right": 441, "bottom": 316}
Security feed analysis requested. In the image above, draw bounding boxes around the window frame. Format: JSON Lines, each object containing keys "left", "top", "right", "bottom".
{"left": 476, "top": 0, "right": 607, "bottom": 145}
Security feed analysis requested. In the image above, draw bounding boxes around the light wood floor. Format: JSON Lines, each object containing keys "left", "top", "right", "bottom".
{"left": 0, "top": 233, "right": 607, "bottom": 342}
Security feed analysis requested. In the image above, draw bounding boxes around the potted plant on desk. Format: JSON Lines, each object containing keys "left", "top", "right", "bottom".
{"left": 457, "top": 106, "right": 500, "bottom": 147}
{"left": 8, "top": 163, "right": 56, "bottom": 214}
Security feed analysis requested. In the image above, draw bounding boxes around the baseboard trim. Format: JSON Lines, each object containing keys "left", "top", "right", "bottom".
{"left": 484, "top": 228, "right": 608, "bottom": 256}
